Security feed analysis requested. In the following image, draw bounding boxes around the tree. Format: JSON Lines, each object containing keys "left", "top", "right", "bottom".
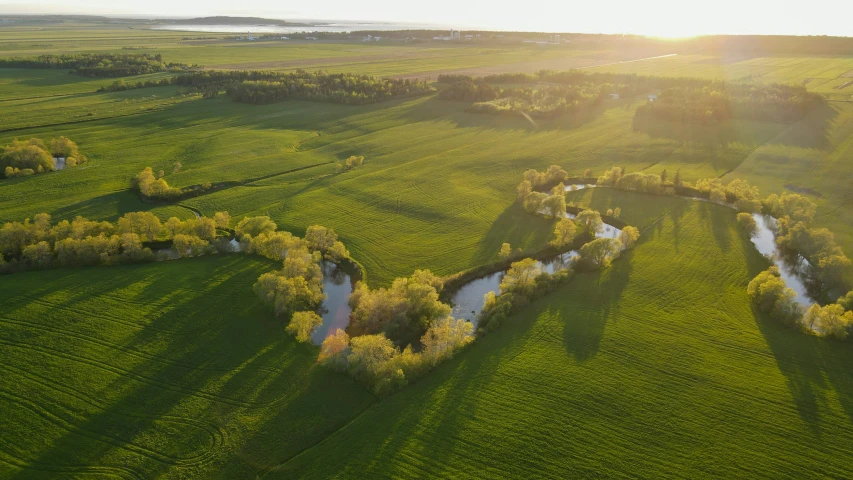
{"left": 673, "top": 169, "right": 682, "bottom": 187}
{"left": 552, "top": 218, "right": 577, "bottom": 247}
{"left": 22, "top": 241, "right": 53, "bottom": 268}
{"left": 347, "top": 334, "right": 406, "bottom": 395}
{"left": 583, "top": 168, "right": 592, "bottom": 177}
{"left": 498, "top": 242, "right": 512, "bottom": 259}
{"left": 172, "top": 234, "right": 209, "bottom": 258}
{"left": 542, "top": 193, "right": 566, "bottom": 219}
{"left": 578, "top": 238, "right": 620, "bottom": 269}
{"left": 613, "top": 207, "right": 621, "bottom": 219}
{"left": 499, "top": 258, "right": 541, "bottom": 295}
{"left": 660, "top": 169, "right": 668, "bottom": 184}
{"left": 522, "top": 192, "right": 548, "bottom": 213}
{"left": 803, "top": 304, "right": 852, "bottom": 339}
{"left": 575, "top": 210, "right": 604, "bottom": 237}
{"left": 516, "top": 180, "right": 532, "bottom": 202}
{"left": 747, "top": 267, "right": 802, "bottom": 324}
{"left": 235, "top": 216, "right": 277, "bottom": 239}
{"left": 618, "top": 226, "right": 640, "bottom": 250}
{"left": 837, "top": 291, "right": 853, "bottom": 311}
{"left": 737, "top": 213, "right": 758, "bottom": 238}
{"left": 117, "top": 211, "right": 162, "bottom": 241}
{"left": 286, "top": 311, "right": 324, "bottom": 343}
{"left": 318, "top": 329, "right": 350, "bottom": 369}
{"left": 305, "top": 225, "right": 338, "bottom": 253}
{"left": 420, "top": 316, "right": 473, "bottom": 365}
{"left": 49, "top": 136, "right": 79, "bottom": 158}
{"left": 213, "top": 211, "right": 231, "bottom": 229}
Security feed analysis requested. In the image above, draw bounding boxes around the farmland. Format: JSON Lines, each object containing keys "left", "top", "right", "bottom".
{"left": 1, "top": 22, "right": 853, "bottom": 479}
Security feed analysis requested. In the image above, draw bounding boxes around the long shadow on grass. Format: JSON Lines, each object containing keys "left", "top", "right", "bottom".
{"left": 261, "top": 310, "right": 523, "bottom": 479}
{"left": 631, "top": 101, "right": 837, "bottom": 152}
{"left": 3, "top": 256, "right": 373, "bottom": 479}
{"left": 472, "top": 202, "right": 555, "bottom": 265}
{"left": 562, "top": 250, "right": 634, "bottom": 363}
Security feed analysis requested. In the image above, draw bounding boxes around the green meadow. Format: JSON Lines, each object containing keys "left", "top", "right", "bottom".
{"left": 1, "top": 26, "right": 853, "bottom": 478}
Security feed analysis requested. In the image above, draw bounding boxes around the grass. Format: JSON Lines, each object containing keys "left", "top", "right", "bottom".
{"left": 0, "top": 254, "right": 375, "bottom": 479}
{"left": 2, "top": 28, "right": 853, "bottom": 478}
{"left": 268, "top": 196, "right": 853, "bottom": 479}
{"left": 0, "top": 78, "right": 791, "bottom": 284}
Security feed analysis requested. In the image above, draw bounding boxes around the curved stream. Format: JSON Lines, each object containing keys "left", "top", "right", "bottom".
{"left": 154, "top": 189, "right": 817, "bottom": 344}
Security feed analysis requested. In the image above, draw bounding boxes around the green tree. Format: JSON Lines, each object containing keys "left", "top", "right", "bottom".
{"left": 618, "top": 226, "right": 640, "bottom": 250}
{"left": 552, "top": 218, "right": 577, "bottom": 247}
{"left": 286, "top": 311, "right": 324, "bottom": 343}
{"left": 578, "top": 238, "right": 620, "bottom": 269}
{"left": 737, "top": 213, "right": 758, "bottom": 238}
{"left": 575, "top": 210, "right": 604, "bottom": 237}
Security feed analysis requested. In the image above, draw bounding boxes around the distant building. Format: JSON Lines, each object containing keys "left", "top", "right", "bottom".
{"left": 648, "top": 94, "right": 658, "bottom": 102}
{"left": 433, "top": 29, "right": 461, "bottom": 41}
{"left": 305, "top": 36, "right": 318, "bottom": 40}
{"left": 246, "top": 31, "right": 256, "bottom": 41}
{"left": 610, "top": 93, "right": 620, "bottom": 100}
{"left": 280, "top": 36, "right": 290, "bottom": 40}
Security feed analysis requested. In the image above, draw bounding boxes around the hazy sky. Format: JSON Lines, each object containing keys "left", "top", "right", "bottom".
{"left": 1, "top": 0, "right": 850, "bottom": 37}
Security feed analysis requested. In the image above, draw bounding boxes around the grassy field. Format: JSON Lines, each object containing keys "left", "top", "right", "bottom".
{"left": 0, "top": 255, "right": 375, "bottom": 478}
{"left": 2, "top": 191, "right": 851, "bottom": 478}
{"left": 269, "top": 194, "right": 853, "bottom": 479}
{"left": 2, "top": 26, "right": 853, "bottom": 478}
{"left": 0, "top": 70, "right": 801, "bottom": 284}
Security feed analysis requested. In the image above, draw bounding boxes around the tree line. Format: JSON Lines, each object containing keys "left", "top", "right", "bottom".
{"left": 0, "top": 211, "right": 234, "bottom": 273}
{"left": 169, "top": 70, "right": 435, "bottom": 106}
{"left": 437, "top": 70, "right": 824, "bottom": 123}
{"left": 0, "top": 53, "right": 196, "bottom": 77}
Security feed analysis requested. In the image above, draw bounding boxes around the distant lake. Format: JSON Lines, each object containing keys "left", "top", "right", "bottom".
{"left": 152, "top": 22, "right": 458, "bottom": 34}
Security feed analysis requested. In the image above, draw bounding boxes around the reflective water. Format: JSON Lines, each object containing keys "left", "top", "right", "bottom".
{"left": 312, "top": 261, "right": 355, "bottom": 345}
{"left": 750, "top": 214, "right": 815, "bottom": 307}
{"left": 450, "top": 222, "right": 621, "bottom": 326}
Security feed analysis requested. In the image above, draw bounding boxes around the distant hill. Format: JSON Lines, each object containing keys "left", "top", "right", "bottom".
{"left": 172, "top": 16, "right": 311, "bottom": 27}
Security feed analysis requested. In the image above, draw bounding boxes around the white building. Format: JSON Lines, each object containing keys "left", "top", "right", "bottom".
{"left": 610, "top": 93, "right": 620, "bottom": 100}
{"left": 648, "top": 94, "right": 658, "bottom": 102}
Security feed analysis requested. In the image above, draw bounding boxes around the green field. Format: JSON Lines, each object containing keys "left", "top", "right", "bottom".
{"left": 0, "top": 255, "right": 375, "bottom": 478}
{"left": 2, "top": 24, "right": 853, "bottom": 479}
{"left": 2, "top": 192, "right": 851, "bottom": 478}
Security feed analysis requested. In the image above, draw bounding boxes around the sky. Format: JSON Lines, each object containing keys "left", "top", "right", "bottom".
{"left": 0, "top": 0, "right": 850, "bottom": 37}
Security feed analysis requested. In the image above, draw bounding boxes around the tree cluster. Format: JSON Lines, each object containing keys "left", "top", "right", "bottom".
{"left": 748, "top": 267, "right": 803, "bottom": 324}
{"left": 0, "top": 210, "right": 237, "bottom": 273}
{"left": 2, "top": 137, "right": 87, "bottom": 178}
{"left": 318, "top": 315, "right": 473, "bottom": 396}
{"left": 0, "top": 53, "right": 195, "bottom": 77}
{"left": 347, "top": 269, "right": 450, "bottom": 347}
{"left": 133, "top": 167, "right": 186, "bottom": 200}
{"left": 335, "top": 155, "right": 364, "bottom": 173}
{"left": 516, "top": 166, "right": 569, "bottom": 217}
{"left": 173, "top": 70, "right": 434, "bottom": 105}
{"left": 98, "top": 77, "right": 172, "bottom": 92}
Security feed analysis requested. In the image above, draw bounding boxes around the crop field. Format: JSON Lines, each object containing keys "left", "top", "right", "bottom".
{"left": 0, "top": 255, "right": 375, "bottom": 478}
{"left": 0, "top": 74, "right": 796, "bottom": 283}
{"left": 586, "top": 53, "right": 853, "bottom": 96}
{"left": 268, "top": 195, "right": 853, "bottom": 479}
{"left": 2, "top": 191, "right": 851, "bottom": 478}
{"left": 2, "top": 25, "right": 853, "bottom": 479}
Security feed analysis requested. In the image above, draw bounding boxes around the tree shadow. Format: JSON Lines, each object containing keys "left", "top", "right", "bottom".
{"left": 632, "top": 101, "right": 837, "bottom": 151}
{"left": 472, "top": 202, "right": 555, "bottom": 265}
{"left": 562, "top": 250, "right": 634, "bottom": 362}
{"left": 0, "top": 256, "right": 373, "bottom": 479}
